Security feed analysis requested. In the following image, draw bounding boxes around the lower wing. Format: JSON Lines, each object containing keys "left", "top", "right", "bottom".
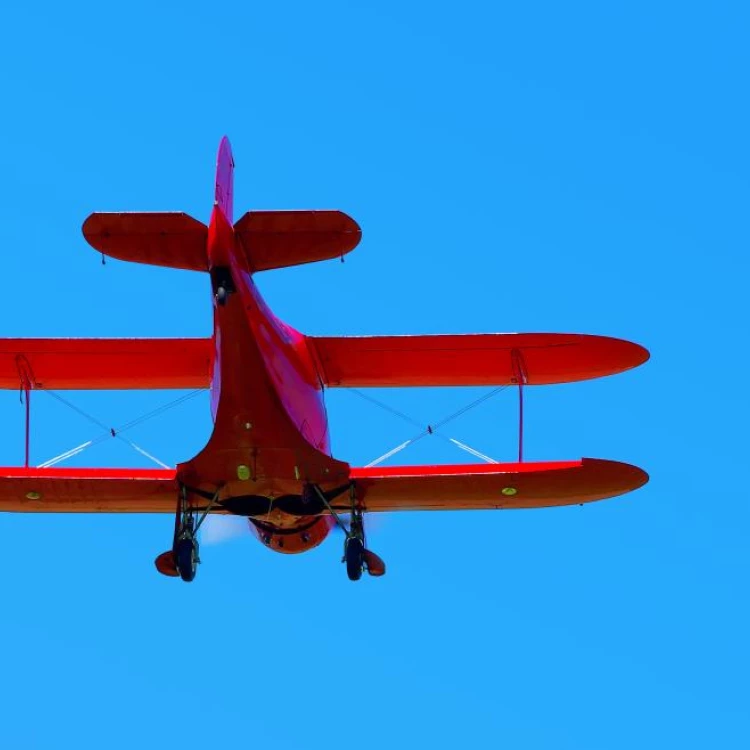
{"left": 0, "top": 467, "right": 180, "bottom": 512}
{"left": 348, "top": 458, "right": 648, "bottom": 511}
{"left": 0, "top": 459, "right": 647, "bottom": 513}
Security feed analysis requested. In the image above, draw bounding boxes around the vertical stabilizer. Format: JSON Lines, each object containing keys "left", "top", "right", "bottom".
{"left": 215, "top": 136, "right": 234, "bottom": 225}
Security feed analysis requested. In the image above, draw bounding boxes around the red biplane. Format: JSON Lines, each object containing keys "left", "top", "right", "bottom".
{"left": 0, "top": 137, "right": 649, "bottom": 582}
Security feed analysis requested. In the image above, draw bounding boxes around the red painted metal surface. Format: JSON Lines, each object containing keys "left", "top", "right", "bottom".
{"left": 0, "top": 338, "right": 212, "bottom": 389}
{"left": 234, "top": 210, "right": 361, "bottom": 271}
{"left": 0, "top": 458, "right": 647, "bottom": 514}
{"left": 351, "top": 458, "right": 648, "bottom": 511}
{"left": 82, "top": 212, "right": 208, "bottom": 271}
{"left": 214, "top": 136, "right": 234, "bottom": 224}
{"left": 0, "top": 136, "right": 650, "bottom": 559}
{"left": 350, "top": 461, "right": 582, "bottom": 478}
{"left": 0, "top": 467, "right": 178, "bottom": 512}
{"left": 308, "top": 333, "right": 649, "bottom": 387}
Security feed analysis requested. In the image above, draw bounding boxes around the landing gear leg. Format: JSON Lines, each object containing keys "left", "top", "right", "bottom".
{"left": 346, "top": 491, "right": 386, "bottom": 580}
{"left": 174, "top": 500, "right": 200, "bottom": 583}
{"left": 155, "top": 485, "right": 217, "bottom": 582}
{"left": 308, "top": 483, "right": 386, "bottom": 581}
{"left": 345, "top": 507, "right": 366, "bottom": 581}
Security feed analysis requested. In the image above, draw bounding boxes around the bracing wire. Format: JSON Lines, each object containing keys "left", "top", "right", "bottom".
{"left": 349, "top": 385, "right": 509, "bottom": 467}
{"left": 37, "top": 388, "right": 207, "bottom": 469}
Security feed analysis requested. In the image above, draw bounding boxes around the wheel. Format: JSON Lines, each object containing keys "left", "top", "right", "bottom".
{"left": 176, "top": 536, "right": 199, "bottom": 582}
{"left": 345, "top": 537, "right": 364, "bottom": 581}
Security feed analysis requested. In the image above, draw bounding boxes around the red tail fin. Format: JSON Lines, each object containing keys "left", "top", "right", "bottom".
{"left": 214, "top": 136, "right": 234, "bottom": 225}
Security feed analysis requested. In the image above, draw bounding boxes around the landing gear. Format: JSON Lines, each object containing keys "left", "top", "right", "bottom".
{"left": 154, "top": 484, "right": 216, "bottom": 583}
{"left": 175, "top": 519, "right": 199, "bottom": 582}
{"left": 344, "top": 504, "right": 386, "bottom": 580}
{"left": 306, "top": 483, "right": 386, "bottom": 582}
{"left": 345, "top": 536, "right": 365, "bottom": 581}
{"left": 345, "top": 505, "right": 366, "bottom": 581}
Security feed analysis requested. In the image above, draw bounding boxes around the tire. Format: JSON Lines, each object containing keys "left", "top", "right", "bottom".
{"left": 345, "top": 537, "right": 364, "bottom": 581}
{"left": 176, "top": 537, "right": 198, "bottom": 583}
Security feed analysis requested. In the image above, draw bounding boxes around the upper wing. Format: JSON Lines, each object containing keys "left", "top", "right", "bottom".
{"left": 0, "top": 467, "right": 180, "bottom": 512}
{"left": 0, "top": 338, "right": 212, "bottom": 390}
{"left": 348, "top": 458, "right": 648, "bottom": 511}
{"left": 308, "top": 333, "right": 649, "bottom": 387}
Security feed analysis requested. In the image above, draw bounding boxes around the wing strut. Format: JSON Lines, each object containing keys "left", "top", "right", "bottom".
{"left": 24, "top": 386, "right": 30, "bottom": 468}
{"left": 16, "top": 356, "right": 34, "bottom": 468}
{"left": 511, "top": 349, "right": 528, "bottom": 463}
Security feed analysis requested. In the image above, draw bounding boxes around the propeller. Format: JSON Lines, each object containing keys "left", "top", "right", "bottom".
{"left": 330, "top": 512, "right": 386, "bottom": 535}
{"left": 330, "top": 512, "right": 351, "bottom": 534}
{"left": 200, "top": 514, "right": 249, "bottom": 544}
{"left": 200, "top": 512, "right": 386, "bottom": 543}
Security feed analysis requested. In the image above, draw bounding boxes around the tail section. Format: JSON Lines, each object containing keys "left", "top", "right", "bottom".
{"left": 234, "top": 210, "right": 360, "bottom": 271}
{"left": 82, "top": 211, "right": 208, "bottom": 271}
{"left": 82, "top": 136, "right": 360, "bottom": 272}
{"left": 214, "top": 136, "right": 234, "bottom": 225}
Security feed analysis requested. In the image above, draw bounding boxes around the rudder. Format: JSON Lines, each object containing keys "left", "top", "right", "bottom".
{"left": 214, "top": 136, "right": 234, "bottom": 225}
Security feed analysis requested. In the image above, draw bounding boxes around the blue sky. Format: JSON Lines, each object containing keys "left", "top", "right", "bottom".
{"left": 0, "top": 2, "right": 748, "bottom": 747}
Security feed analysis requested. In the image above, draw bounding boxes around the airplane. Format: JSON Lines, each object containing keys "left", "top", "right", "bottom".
{"left": 0, "top": 137, "right": 649, "bottom": 583}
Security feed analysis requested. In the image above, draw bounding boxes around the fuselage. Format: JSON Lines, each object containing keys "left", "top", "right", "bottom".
{"left": 176, "top": 140, "right": 346, "bottom": 553}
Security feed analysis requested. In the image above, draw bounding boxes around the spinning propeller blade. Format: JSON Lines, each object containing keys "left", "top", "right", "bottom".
{"left": 201, "top": 514, "right": 249, "bottom": 544}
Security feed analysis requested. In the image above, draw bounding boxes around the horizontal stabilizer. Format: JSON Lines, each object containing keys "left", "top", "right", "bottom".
{"left": 234, "top": 210, "right": 361, "bottom": 271}
{"left": 349, "top": 458, "right": 648, "bottom": 511}
{"left": 0, "top": 338, "right": 212, "bottom": 389}
{"left": 308, "top": 333, "right": 649, "bottom": 387}
{"left": 82, "top": 212, "right": 208, "bottom": 271}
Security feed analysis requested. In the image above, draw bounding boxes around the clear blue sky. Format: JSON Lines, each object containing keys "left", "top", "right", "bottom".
{"left": 0, "top": 2, "right": 747, "bottom": 747}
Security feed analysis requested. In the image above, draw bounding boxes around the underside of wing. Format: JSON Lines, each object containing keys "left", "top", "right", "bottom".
{"left": 349, "top": 458, "right": 648, "bottom": 511}
{"left": 0, "top": 338, "right": 213, "bottom": 390}
{"left": 308, "top": 333, "right": 649, "bottom": 387}
{"left": 0, "top": 467, "right": 181, "bottom": 512}
{"left": 0, "top": 460, "right": 648, "bottom": 514}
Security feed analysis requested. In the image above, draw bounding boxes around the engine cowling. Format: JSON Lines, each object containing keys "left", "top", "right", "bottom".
{"left": 248, "top": 515, "right": 336, "bottom": 554}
